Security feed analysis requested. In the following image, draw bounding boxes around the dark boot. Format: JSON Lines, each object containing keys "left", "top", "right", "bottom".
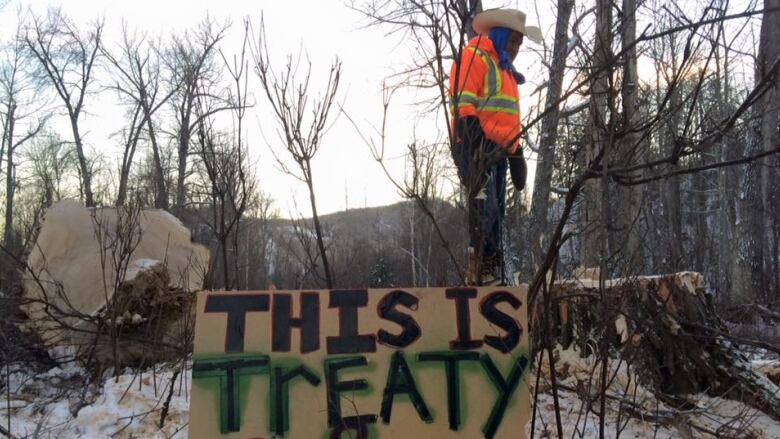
{"left": 467, "top": 247, "right": 479, "bottom": 286}
{"left": 480, "top": 254, "right": 502, "bottom": 286}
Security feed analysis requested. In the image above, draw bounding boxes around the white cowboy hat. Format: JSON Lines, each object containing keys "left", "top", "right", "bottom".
{"left": 472, "top": 8, "right": 543, "bottom": 44}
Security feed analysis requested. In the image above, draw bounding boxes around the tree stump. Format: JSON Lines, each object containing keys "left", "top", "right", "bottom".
{"left": 539, "top": 271, "right": 780, "bottom": 420}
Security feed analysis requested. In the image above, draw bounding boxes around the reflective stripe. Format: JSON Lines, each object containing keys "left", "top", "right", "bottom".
{"left": 450, "top": 91, "right": 480, "bottom": 112}
{"left": 452, "top": 45, "right": 520, "bottom": 123}
{"left": 464, "top": 47, "right": 516, "bottom": 111}
{"left": 480, "top": 99, "right": 519, "bottom": 114}
{"left": 452, "top": 95, "right": 518, "bottom": 115}
{"left": 479, "top": 106, "right": 519, "bottom": 115}
{"left": 466, "top": 47, "right": 500, "bottom": 96}
{"left": 482, "top": 96, "right": 518, "bottom": 106}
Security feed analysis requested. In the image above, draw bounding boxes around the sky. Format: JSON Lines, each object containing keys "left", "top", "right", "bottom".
{"left": 0, "top": 0, "right": 551, "bottom": 218}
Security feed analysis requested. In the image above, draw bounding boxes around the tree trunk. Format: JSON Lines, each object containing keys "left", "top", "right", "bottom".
{"left": 616, "top": 0, "right": 643, "bottom": 274}
{"left": 409, "top": 202, "right": 417, "bottom": 286}
{"left": 525, "top": 0, "right": 574, "bottom": 279}
{"left": 692, "top": 102, "right": 710, "bottom": 278}
{"left": 176, "top": 125, "right": 190, "bottom": 211}
{"left": 306, "top": 160, "right": 333, "bottom": 289}
{"left": 115, "top": 106, "right": 142, "bottom": 207}
{"left": 221, "top": 214, "right": 230, "bottom": 290}
{"left": 581, "top": 0, "right": 612, "bottom": 269}
{"left": 148, "top": 118, "right": 167, "bottom": 210}
{"left": 70, "top": 115, "right": 95, "bottom": 207}
{"left": 715, "top": 26, "right": 737, "bottom": 298}
{"left": 733, "top": 4, "right": 778, "bottom": 303}
{"left": 0, "top": 110, "right": 6, "bottom": 180}
{"left": 175, "top": 95, "right": 194, "bottom": 212}
{"left": 663, "top": 79, "right": 684, "bottom": 272}
{"left": 734, "top": 119, "right": 765, "bottom": 303}
{"left": 3, "top": 102, "right": 15, "bottom": 248}
{"left": 455, "top": 0, "right": 483, "bottom": 39}
{"left": 717, "top": 150, "right": 736, "bottom": 298}
{"left": 691, "top": 161, "right": 709, "bottom": 275}
{"left": 116, "top": 165, "right": 130, "bottom": 207}
{"left": 139, "top": 90, "right": 168, "bottom": 210}
{"left": 759, "top": 2, "right": 780, "bottom": 301}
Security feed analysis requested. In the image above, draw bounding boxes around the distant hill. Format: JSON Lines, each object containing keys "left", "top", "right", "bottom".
{"left": 263, "top": 199, "right": 467, "bottom": 288}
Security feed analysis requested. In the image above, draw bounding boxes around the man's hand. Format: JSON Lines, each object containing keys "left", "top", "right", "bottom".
{"left": 509, "top": 151, "right": 526, "bottom": 191}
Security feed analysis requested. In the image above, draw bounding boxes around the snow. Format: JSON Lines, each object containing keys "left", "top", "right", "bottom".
{"left": 2, "top": 363, "right": 190, "bottom": 438}
{"left": 530, "top": 345, "right": 780, "bottom": 438}
{"left": 124, "top": 258, "right": 163, "bottom": 282}
{"left": 614, "top": 314, "right": 629, "bottom": 344}
{"left": 563, "top": 271, "right": 704, "bottom": 292}
{"left": 529, "top": 390, "right": 677, "bottom": 438}
{"left": 528, "top": 389, "right": 780, "bottom": 438}
{"left": 2, "top": 351, "right": 779, "bottom": 438}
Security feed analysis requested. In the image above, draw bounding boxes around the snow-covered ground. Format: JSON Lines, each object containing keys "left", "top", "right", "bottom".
{"left": 529, "top": 346, "right": 780, "bottom": 438}
{"left": 530, "top": 389, "right": 780, "bottom": 438}
{"left": 2, "top": 351, "right": 779, "bottom": 438}
{"left": 2, "top": 362, "right": 190, "bottom": 438}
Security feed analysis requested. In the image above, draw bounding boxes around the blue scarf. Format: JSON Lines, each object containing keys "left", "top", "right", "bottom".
{"left": 488, "top": 27, "right": 526, "bottom": 85}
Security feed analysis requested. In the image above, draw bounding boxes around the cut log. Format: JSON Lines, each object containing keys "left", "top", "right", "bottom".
{"left": 540, "top": 271, "right": 780, "bottom": 421}
{"left": 19, "top": 200, "right": 209, "bottom": 369}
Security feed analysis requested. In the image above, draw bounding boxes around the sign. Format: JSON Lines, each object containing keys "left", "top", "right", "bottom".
{"left": 190, "top": 287, "right": 530, "bottom": 439}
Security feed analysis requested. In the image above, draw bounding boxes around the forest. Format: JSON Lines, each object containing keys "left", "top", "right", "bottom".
{"left": 1, "top": 0, "right": 779, "bottom": 438}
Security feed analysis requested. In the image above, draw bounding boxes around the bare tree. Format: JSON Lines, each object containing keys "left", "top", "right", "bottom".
{"left": 734, "top": 1, "right": 780, "bottom": 302}
{"left": 101, "top": 25, "right": 175, "bottom": 208}
{"left": 221, "top": 23, "right": 254, "bottom": 288}
{"left": 191, "top": 26, "right": 254, "bottom": 290}
{"left": 615, "top": 0, "right": 644, "bottom": 274}
{"left": 580, "top": 0, "right": 614, "bottom": 269}
{"left": 238, "top": 193, "right": 275, "bottom": 289}
{"left": 758, "top": 2, "right": 780, "bottom": 300}
{"left": 459, "top": 0, "right": 482, "bottom": 38}
{"left": 525, "top": 0, "right": 575, "bottom": 279}
{"left": 516, "top": 2, "right": 780, "bottom": 435}
{"left": 23, "top": 9, "right": 102, "bottom": 207}
{"left": 656, "top": 16, "right": 685, "bottom": 273}
{"left": 163, "top": 18, "right": 229, "bottom": 213}
{"left": 1, "top": 13, "right": 48, "bottom": 251}
{"left": 714, "top": 1, "right": 739, "bottom": 298}
{"left": 110, "top": 102, "right": 144, "bottom": 206}
{"left": 250, "top": 18, "right": 340, "bottom": 289}
{"left": 22, "top": 134, "right": 74, "bottom": 209}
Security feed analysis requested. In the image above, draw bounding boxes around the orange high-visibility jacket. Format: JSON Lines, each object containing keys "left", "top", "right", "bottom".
{"left": 450, "top": 36, "right": 521, "bottom": 154}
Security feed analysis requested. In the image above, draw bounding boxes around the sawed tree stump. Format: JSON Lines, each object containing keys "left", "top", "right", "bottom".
{"left": 541, "top": 271, "right": 780, "bottom": 420}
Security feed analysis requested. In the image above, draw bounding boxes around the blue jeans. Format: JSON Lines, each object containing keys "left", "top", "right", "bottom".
{"left": 453, "top": 139, "right": 507, "bottom": 258}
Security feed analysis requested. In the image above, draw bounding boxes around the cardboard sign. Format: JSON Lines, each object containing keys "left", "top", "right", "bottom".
{"left": 190, "top": 287, "right": 530, "bottom": 439}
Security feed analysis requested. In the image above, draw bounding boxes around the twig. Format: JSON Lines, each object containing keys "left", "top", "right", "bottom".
{"left": 0, "top": 424, "right": 17, "bottom": 439}
{"left": 158, "top": 368, "right": 180, "bottom": 428}
{"left": 4, "top": 361, "right": 11, "bottom": 439}
{"left": 529, "top": 348, "right": 545, "bottom": 439}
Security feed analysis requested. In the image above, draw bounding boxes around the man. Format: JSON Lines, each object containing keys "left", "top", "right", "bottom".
{"left": 450, "top": 8, "right": 542, "bottom": 286}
